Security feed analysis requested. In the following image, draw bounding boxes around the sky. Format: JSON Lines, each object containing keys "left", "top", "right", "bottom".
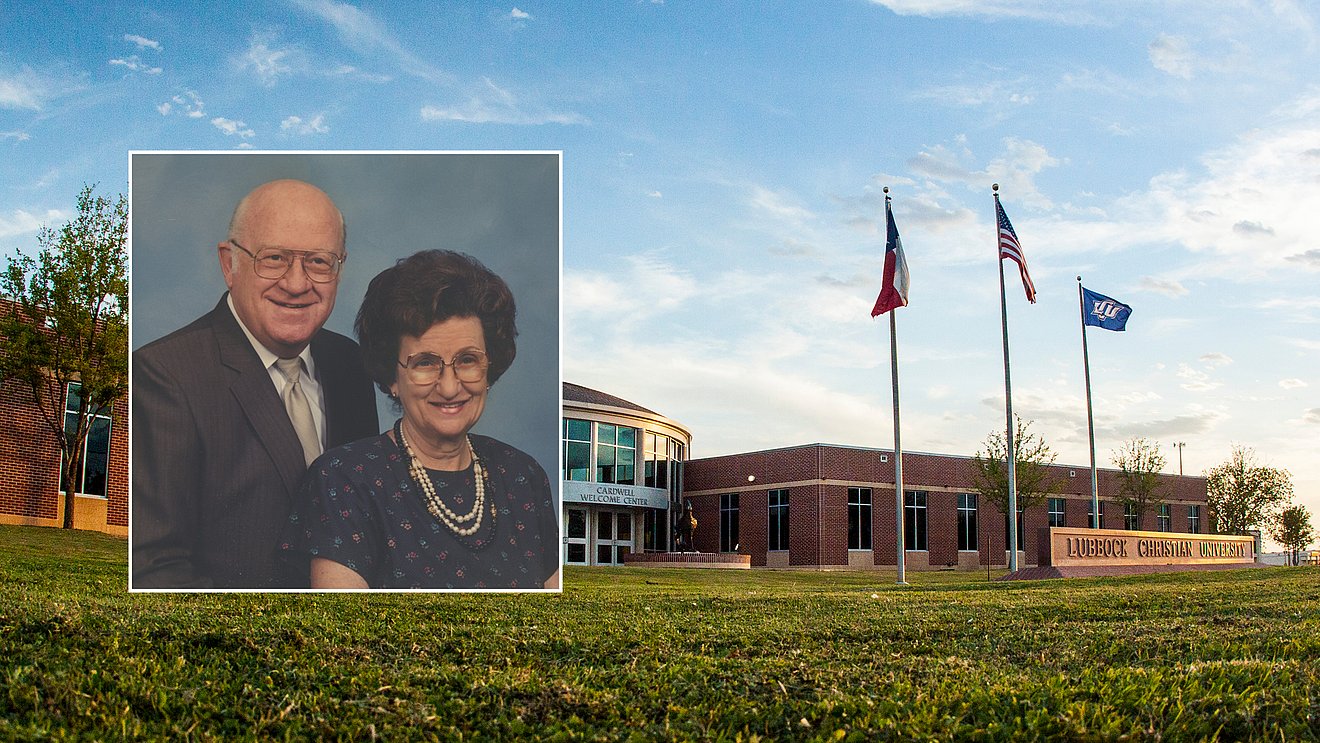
{"left": 2, "top": 0, "right": 1317, "bottom": 539}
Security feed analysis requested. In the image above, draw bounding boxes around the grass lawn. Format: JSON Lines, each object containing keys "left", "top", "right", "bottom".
{"left": 2, "top": 524, "right": 1318, "bottom": 741}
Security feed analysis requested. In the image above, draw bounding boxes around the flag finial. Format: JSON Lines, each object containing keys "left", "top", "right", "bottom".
{"left": 883, "top": 186, "right": 889, "bottom": 195}
{"left": 992, "top": 183, "right": 1000, "bottom": 193}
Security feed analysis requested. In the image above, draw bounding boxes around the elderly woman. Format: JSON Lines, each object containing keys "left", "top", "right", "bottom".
{"left": 285, "top": 250, "right": 559, "bottom": 589}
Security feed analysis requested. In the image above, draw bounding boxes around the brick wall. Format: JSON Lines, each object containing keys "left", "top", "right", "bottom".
{"left": 684, "top": 443, "right": 1209, "bottom": 570}
{"left": 0, "top": 377, "right": 60, "bottom": 520}
{"left": 0, "top": 307, "right": 128, "bottom": 536}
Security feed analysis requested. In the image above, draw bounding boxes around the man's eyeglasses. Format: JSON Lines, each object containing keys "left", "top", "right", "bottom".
{"left": 229, "top": 240, "right": 345, "bottom": 283}
{"left": 399, "top": 350, "right": 489, "bottom": 385}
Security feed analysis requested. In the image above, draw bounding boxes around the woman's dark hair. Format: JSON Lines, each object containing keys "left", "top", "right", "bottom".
{"left": 355, "top": 250, "right": 517, "bottom": 396}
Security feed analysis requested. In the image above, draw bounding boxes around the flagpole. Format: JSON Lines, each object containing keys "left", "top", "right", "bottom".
{"left": 890, "top": 309, "right": 907, "bottom": 585}
{"left": 881, "top": 189, "right": 908, "bottom": 585}
{"left": 1078, "top": 276, "right": 1100, "bottom": 528}
{"left": 994, "top": 184, "right": 1019, "bottom": 573}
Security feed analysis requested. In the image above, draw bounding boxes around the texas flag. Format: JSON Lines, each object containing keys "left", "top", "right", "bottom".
{"left": 870, "top": 197, "right": 910, "bottom": 317}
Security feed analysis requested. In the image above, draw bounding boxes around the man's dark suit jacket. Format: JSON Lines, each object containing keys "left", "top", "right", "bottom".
{"left": 131, "top": 296, "right": 379, "bottom": 589}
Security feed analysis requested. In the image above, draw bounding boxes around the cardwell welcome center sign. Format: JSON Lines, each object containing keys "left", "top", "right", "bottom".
{"left": 1041, "top": 527, "right": 1256, "bottom": 569}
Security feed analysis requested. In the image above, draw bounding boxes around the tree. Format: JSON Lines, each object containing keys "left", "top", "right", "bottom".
{"left": 1269, "top": 505, "right": 1314, "bottom": 566}
{"left": 1111, "top": 437, "right": 1167, "bottom": 526}
{"left": 1, "top": 184, "right": 128, "bottom": 529}
{"left": 972, "top": 417, "right": 1060, "bottom": 544}
{"left": 1204, "top": 446, "right": 1292, "bottom": 537}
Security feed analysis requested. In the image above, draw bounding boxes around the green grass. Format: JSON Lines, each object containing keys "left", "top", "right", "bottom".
{"left": 2, "top": 524, "right": 1318, "bottom": 741}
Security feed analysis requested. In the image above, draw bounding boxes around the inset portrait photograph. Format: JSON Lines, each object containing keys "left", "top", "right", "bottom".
{"left": 129, "top": 152, "right": 561, "bottom": 592}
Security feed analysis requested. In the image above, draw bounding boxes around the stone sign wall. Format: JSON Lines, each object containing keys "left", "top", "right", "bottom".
{"left": 1040, "top": 527, "right": 1256, "bottom": 568}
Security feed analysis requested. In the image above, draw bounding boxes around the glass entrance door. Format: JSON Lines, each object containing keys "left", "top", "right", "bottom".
{"left": 564, "top": 507, "right": 588, "bottom": 565}
{"left": 595, "top": 510, "right": 633, "bottom": 565}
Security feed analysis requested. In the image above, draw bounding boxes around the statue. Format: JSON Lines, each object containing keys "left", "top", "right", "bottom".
{"left": 674, "top": 500, "right": 697, "bottom": 552}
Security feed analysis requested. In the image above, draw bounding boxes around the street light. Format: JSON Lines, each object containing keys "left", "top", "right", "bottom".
{"left": 1172, "top": 442, "right": 1185, "bottom": 476}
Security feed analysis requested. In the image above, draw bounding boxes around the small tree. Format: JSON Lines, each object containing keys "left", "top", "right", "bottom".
{"left": 1204, "top": 446, "right": 1292, "bottom": 537}
{"left": 972, "top": 417, "right": 1060, "bottom": 545}
{"left": 1, "top": 184, "right": 128, "bottom": 529}
{"left": 1269, "top": 505, "right": 1314, "bottom": 566}
{"left": 1112, "top": 437, "right": 1166, "bottom": 527}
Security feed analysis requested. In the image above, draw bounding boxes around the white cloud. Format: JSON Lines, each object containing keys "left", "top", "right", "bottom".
{"left": 508, "top": 8, "right": 532, "bottom": 20}
{"left": 124, "top": 34, "right": 162, "bottom": 51}
{"left": 211, "top": 117, "right": 255, "bottom": 138}
{"left": 1177, "top": 363, "right": 1220, "bottom": 391}
{"left": 420, "top": 78, "right": 586, "bottom": 125}
{"left": 291, "top": 0, "right": 451, "bottom": 82}
{"left": 868, "top": 0, "right": 1102, "bottom": 24}
{"left": 749, "top": 185, "right": 814, "bottom": 226}
{"left": 240, "top": 35, "right": 296, "bottom": 87}
{"left": 1286, "top": 338, "right": 1320, "bottom": 352}
{"left": 0, "top": 68, "right": 51, "bottom": 110}
{"left": 1233, "top": 220, "right": 1274, "bottom": 237}
{"left": 1117, "top": 411, "right": 1225, "bottom": 440}
{"left": 1, "top": 130, "right": 30, "bottom": 142}
{"left": 280, "top": 113, "right": 329, "bottom": 135}
{"left": 917, "top": 80, "right": 1033, "bottom": 108}
{"left": 108, "top": 56, "right": 162, "bottom": 75}
{"left": 1285, "top": 249, "right": 1320, "bottom": 268}
{"left": 0, "top": 208, "right": 67, "bottom": 239}
{"left": 326, "top": 64, "right": 392, "bottom": 83}
{"left": 1138, "top": 276, "right": 1188, "bottom": 297}
{"left": 1199, "top": 352, "right": 1233, "bottom": 367}
{"left": 907, "top": 136, "right": 1059, "bottom": 207}
{"left": 1120, "top": 91, "right": 1320, "bottom": 277}
{"left": 1149, "top": 34, "right": 1195, "bottom": 79}
{"left": 1279, "top": 378, "right": 1308, "bottom": 389}
{"left": 159, "top": 90, "right": 205, "bottom": 118}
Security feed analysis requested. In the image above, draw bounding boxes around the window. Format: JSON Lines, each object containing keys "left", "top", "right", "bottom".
{"left": 1088, "top": 501, "right": 1105, "bottom": 529}
{"left": 1188, "top": 505, "right": 1201, "bottom": 534}
{"left": 62, "top": 383, "right": 112, "bottom": 497}
{"left": 645, "top": 432, "right": 670, "bottom": 490}
{"left": 668, "top": 439, "right": 685, "bottom": 503}
{"left": 768, "top": 489, "right": 790, "bottom": 552}
{"left": 1124, "top": 503, "right": 1140, "bottom": 531}
{"left": 563, "top": 418, "right": 591, "bottom": 481}
{"left": 643, "top": 509, "right": 667, "bottom": 552}
{"left": 1156, "top": 504, "right": 1171, "bottom": 532}
{"left": 1048, "top": 498, "right": 1066, "bottom": 528}
{"left": 595, "top": 423, "right": 637, "bottom": 484}
{"left": 720, "top": 493, "right": 740, "bottom": 552}
{"left": 1005, "top": 506, "right": 1024, "bottom": 550}
{"left": 848, "top": 487, "right": 872, "bottom": 550}
{"left": 957, "top": 493, "right": 978, "bottom": 551}
{"left": 904, "top": 490, "right": 927, "bottom": 551}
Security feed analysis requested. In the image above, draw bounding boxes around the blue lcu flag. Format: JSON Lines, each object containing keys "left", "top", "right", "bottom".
{"left": 1082, "top": 287, "right": 1132, "bottom": 331}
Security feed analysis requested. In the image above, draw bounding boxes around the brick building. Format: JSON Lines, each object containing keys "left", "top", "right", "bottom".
{"left": 682, "top": 443, "right": 1208, "bottom": 570}
{"left": 561, "top": 382, "right": 692, "bottom": 566}
{"left": 0, "top": 299, "right": 128, "bottom": 535}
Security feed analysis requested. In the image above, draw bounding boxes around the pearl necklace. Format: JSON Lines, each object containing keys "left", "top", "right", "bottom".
{"left": 394, "top": 419, "right": 494, "bottom": 537}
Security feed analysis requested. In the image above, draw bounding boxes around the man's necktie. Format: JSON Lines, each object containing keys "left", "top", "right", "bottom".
{"left": 276, "top": 357, "right": 320, "bottom": 466}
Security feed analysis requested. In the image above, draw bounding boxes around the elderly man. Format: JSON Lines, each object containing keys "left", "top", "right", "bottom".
{"left": 132, "top": 179, "right": 379, "bottom": 589}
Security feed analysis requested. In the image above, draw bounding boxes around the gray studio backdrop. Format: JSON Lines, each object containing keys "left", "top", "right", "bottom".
{"left": 130, "top": 151, "right": 561, "bottom": 484}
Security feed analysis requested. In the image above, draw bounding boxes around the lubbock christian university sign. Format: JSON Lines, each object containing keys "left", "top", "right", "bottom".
{"left": 1041, "top": 527, "right": 1255, "bottom": 568}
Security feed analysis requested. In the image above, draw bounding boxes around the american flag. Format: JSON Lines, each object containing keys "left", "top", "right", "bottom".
{"left": 996, "top": 196, "right": 1036, "bottom": 303}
